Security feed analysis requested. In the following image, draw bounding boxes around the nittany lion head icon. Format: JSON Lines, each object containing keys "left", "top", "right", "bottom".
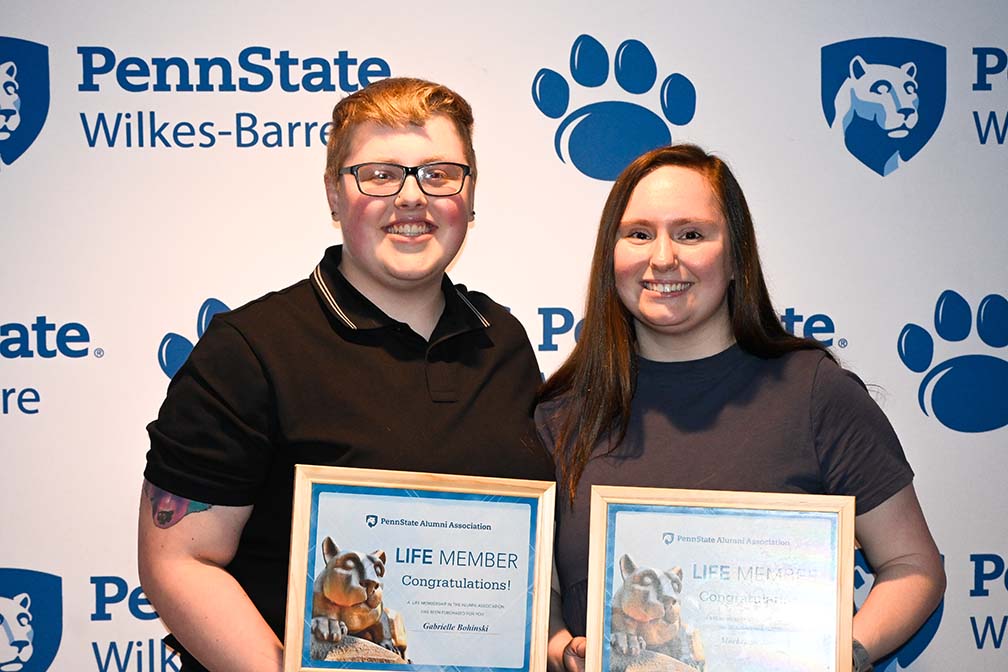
{"left": 0, "top": 593, "right": 33, "bottom": 671}
{"left": 0, "top": 569, "right": 61, "bottom": 672}
{"left": 0, "top": 37, "right": 49, "bottom": 169}
{"left": 822, "top": 37, "right": 946, "bottom": 176}
{"left": 0, "top": 61, "right": 21, "bottom": 141}
{"left": 835, "top": 57, "right": 919, "bottom": 140}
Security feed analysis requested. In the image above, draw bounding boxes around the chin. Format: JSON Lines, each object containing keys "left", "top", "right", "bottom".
{"left": 386, "top": 263, "right": 446, "bottom": 285}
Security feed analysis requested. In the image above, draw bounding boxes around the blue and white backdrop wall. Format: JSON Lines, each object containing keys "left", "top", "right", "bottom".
{"left": 2, "top": 2, "right": 1006, "bottom": 670}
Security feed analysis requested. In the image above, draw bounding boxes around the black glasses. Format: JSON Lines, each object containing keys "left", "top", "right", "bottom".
{"left": 338, "top": 162, "right": 471, "bottom": 197}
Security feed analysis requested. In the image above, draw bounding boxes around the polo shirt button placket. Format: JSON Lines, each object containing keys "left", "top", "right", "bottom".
{"left": 425, "top": 342, "right": 459, "bottom": 403}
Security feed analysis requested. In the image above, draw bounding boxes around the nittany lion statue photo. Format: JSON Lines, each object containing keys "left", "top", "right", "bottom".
{"left": 310, "top": 536, "right": 408, "bottom": 663}
{"left": 609, "top": 555, "right": 705, "bottom": 672}
{"left": 0, "top": 592, "right": 34, "bottom": 672}
{"left": 831, "top": 54, "right": 920, "bottom": 176}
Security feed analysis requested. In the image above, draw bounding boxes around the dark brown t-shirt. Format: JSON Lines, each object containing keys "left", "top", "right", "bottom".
{"left": 536, "top": 345, "right": 912, "bottom": 636}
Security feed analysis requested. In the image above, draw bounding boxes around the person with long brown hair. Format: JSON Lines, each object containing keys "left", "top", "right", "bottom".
{"left": 539, "top": 144, "right": 945, "bottom": 672}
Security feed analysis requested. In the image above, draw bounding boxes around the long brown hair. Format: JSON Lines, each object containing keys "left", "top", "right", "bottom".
{"left": 539, "top": 144, "right": 833, "bottom": 503}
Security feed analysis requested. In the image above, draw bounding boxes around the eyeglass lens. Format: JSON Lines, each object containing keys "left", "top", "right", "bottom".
{"left": 354, "top": 163, "right": 467, "bottom": 196}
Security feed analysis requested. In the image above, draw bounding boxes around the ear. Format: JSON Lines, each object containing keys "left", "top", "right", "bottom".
{"left": 902, "top": 62, "right": 917, "bottom": 79}
{"left": 14, "top": 592, "right": 30, "bottom": 610}
{"left": 374, "top": 550, "right": 386, "bottom": 565}
{"left": 322, "top": 536, "right": 339, "bottom": 564}
{"left": 467, "top": 176, "right": 477, "bottom": 223}
{"left": 666, "top": 567, "right": 683, "bottom": 594}
{"left": 324, "top": 172, "right": 340, "bottom": 222}
{"left": 850, "top": 55, "right": 868, "bottom": 80}
{"left": 620, "top": 554, "right": 637, "bottom": 580}
{"left": 1, "top": 61, "right": 15, "bottom": 79}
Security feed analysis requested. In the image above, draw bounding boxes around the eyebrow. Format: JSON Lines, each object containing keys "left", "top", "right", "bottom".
{"left": 618, "top": 217, "right": 720, "bottom": 227}
{"left": 361, "top": 156, "right": 459, "bottom": 165}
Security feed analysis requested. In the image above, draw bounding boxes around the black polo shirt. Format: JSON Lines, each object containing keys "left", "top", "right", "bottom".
{"left": 145, "top": 245, "right": 553, "bottom": 647}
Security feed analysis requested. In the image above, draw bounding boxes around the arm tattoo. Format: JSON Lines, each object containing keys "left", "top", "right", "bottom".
{"left": 144, "top": 480, "right": 212, "bottom": 529}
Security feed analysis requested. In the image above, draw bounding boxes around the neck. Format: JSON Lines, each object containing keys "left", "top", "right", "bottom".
{"left": 635, "top": 319, "right": 736, "bottom": 362}
{"left": 383, "top": 289, "right": 445, "bottom": 341}
{"left": 637, "top": 334, "right": 736, "bottom": 362}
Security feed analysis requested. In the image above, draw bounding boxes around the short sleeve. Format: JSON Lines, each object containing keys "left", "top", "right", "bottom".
{"left": 145, "top": 317, "right": 274, "bottom": 505}
{"left": 811, "top": 358, "right": 914, "bottom": 514}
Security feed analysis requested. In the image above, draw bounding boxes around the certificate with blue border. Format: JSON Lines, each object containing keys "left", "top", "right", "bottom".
{"left": 585, "top": 487, "right": 855, "bottom": 672}
{"left": 284, "top": 465, "right": 555, "bottom": 672}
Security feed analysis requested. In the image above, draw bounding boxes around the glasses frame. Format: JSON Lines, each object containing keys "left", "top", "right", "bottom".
{"left": 338, "top": 161, "right": 472, "bottom": 197}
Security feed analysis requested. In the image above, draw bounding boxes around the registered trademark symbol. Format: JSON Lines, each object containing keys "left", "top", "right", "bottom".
{"left": 838, "top": 338, "right": 848, "bottom": 348}
{"left": 94, "top": 347, "right": 105, "bottom": 358}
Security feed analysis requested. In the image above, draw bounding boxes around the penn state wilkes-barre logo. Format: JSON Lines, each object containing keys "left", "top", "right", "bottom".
{"left": 0, "top": 568, "right": 62, "bottom": 672}
{"left": 0, "top": 38, "right": 49, "bottom": 170}
{"left": 822, "top": 37, "right": 946, "bottom": 176}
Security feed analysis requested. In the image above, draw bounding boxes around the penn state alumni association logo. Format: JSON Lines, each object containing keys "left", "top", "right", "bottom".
{"left": 0, "top": 568, "right": 62, "bottom": 672}
{"left": 0, "top": 37, "right": 49, "bottom": 170}
{"left": 822, "top": 37, "right": 946, "bottom": 176}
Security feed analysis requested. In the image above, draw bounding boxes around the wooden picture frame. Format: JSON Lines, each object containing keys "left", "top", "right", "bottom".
{"left": 586, "top": 486, "right": 855, "bottom": 672}
{"left": 284, "top": 465, "right": 556, "bottom": 672}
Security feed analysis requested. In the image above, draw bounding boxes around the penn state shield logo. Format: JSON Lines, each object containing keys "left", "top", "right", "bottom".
{"left": 0, "top": 37, "right": 49, "bottom": 169}
{"left": 822, "top": 37, "right": 946, "bottom": 176}
{"left": 0, "top": 568, "right": 63, "bottom": 672}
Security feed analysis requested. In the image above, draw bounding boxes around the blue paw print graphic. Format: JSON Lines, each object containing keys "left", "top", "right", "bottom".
{"left": 158, "top": 298, "right": 230, "bottom": 378}
{"left": 854, "top": 550, "right": 943, "bottom": 671}
{"left": 897, "top": 290, "right": 1008, "bottom": 432}
{"left": 532, "top": 34, "right": 696, "bottom": 181}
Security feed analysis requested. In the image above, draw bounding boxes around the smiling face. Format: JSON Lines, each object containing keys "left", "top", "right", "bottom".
{"left": 613, "top": 165, "right": 734, "bottom": 361}
{"left": 326, "top": 114, "right": 474, "bottom": 306}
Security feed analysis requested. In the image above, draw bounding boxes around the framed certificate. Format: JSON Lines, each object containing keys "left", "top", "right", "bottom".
{"left": 283, "top": 465, "right": 556, "bottom": 672}
{"left": 586, "top": 487, "right": 855, "bottom": 672}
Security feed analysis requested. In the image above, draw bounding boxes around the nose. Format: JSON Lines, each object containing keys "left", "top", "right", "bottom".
{"left": 890, "top": 89, "right": 917, "bottom": 122}
{"left": 395, "top": 173, "right": 427, "bottom": 208}
{"left": 650, "top": 233, "right": 678, "bottom": 271}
